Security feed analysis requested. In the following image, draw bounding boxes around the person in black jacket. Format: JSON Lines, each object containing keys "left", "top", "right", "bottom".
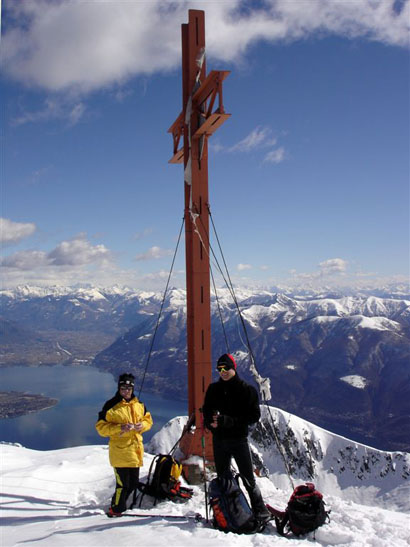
{"left": 203, "top": 353, "right": 270, "bottom": 523}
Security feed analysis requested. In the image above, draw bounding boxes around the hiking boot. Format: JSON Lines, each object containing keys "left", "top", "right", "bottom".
{"left": 248, "top": 485, "right": 271, "bottom": 523}
{"left": 254, "top": 506, "right": 272, "bottom": 524}
{"left": 107, "top": 507, "right": 123, "bottom": 518}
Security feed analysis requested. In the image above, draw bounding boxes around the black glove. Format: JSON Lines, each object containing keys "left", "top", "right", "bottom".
{"left": 217, "top": 414, "right": 236, "bottom": 428}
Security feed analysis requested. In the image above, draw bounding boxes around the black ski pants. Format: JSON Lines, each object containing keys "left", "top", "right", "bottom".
{"left": 213, "top": 436, "right": 269, "bottom": 518}
{"left": 111, "top": 467, "right": 140, "bottom": 513}
{"left": 212, "top": 436, "right": 256, "bottom": 491}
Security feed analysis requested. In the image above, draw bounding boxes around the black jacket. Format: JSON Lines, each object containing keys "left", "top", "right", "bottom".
{"left": 203, "top": 373, "right": 261, "bottom": 439}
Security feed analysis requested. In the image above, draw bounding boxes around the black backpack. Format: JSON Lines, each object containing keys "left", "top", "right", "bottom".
{"left": 268, "top": 482, "right": 329, "bottom": 537}
{"left": 137, "top": 454, "right": 193, "bottom": 506}
{"left": 208, "top": 471, "right": 261, "bottom": 534}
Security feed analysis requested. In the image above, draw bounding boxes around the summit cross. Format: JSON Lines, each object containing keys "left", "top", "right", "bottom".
{"left": 168, "top": 9, "right": 230, "bottom": 462}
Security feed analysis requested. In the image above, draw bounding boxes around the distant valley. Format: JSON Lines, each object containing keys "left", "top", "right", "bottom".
{"left": 1, "top": 283, "right": 409, "bottom": 452}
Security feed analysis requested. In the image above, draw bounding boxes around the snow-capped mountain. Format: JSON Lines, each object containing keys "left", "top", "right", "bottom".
{"left": 0, "top": 284, "right": 161, "bottom": 334}
{"left": 93, "top": 289, "right": 410, "bottom": 453}
{"left": 1, "top": 285, "right": 409, "bottom": 452}
{"left": 1, "top": 407, "right": 409, "bottom": 547}
{"left": 0, "top": 285, "right": 164, "bottom": 365}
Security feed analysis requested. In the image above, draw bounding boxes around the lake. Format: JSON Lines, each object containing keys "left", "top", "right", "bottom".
{"left": 0, "top": 365, "right": 187, "bottom": 450}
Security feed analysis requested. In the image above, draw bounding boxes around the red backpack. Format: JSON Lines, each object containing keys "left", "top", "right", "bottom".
{"left": 267, "top": 482, "right": 329, "bottom": 537}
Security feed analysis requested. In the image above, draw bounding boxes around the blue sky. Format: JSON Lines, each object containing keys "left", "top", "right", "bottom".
{"left": 1, "top": 1, "right": 409, "bottom": 291}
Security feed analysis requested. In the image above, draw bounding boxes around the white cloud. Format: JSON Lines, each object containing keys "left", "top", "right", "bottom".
{"left": 11, "top": 97, "right": 86, "bottom": 126}
{"left": 237, "top": 263, "right": 252, "bottom": 271}
{"left": 27, "top": 165, "right": 53, "bottom": 185}
{"left": 223, "top": 126, "right": 286, "bottom": 163}
{"left": 1, "top": 234, "right": 111, "bottom": 270}
{"left": 113, "top": 88, "right": 134, "bottom": 103}
{"left": 208, "top": 141, "right": 226, "bottom": 153}
{"left": 263, "top": 146, "right": 285, "bottom": 164}
{"left": 2, "top": 1, "right": 408, "bottom": 94}
{"left": 68, "top": 102, "right": 86, "bottom": 126}
{"left": 143, "top": 269, "right": 184, "bottom": 282}
{"left": 134, "top": 228, "right": 153, "bottom": 241}
{"left": 229, "top": 126, "right": 273, "bottom": 153}
{"left": 1, "top": 249, "right": 48, "bottom": 270}
{"left": 0, "top": 233, "right": 118, "bottom": 288}
{"left": 48, "top": 235, "right": 111, "bottom": 266}
{"left": 319, "top": 257, "right": 348, "bottom": 275}
{"left": 0, "top": 228, "right": 179, "bottom": 289}
{"left": 135, "top": 246, "right": 173, "bottom": 261}
{"left": 289, "top": 257, "right": 349, "bottom": 281}
{"left": 0, "top": 218, "right": 36, "bottom": 245}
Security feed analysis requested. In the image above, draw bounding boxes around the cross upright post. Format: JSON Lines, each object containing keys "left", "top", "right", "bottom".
{"left": 168, "top": 9, "right": 230, "bottom": 466}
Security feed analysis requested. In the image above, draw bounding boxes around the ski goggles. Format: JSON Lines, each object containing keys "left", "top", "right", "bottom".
{"left": 119, "top": 381, "right": 134, "bottom": 389}
{"left": 217, "top": 365, "right": 233, "bottom": 373}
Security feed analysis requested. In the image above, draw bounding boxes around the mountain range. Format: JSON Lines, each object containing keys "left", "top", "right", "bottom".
{"left": 1, "top": 284, "right": 409, "bottom": 452}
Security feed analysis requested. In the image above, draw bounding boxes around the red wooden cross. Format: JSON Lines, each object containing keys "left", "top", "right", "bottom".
{"left": 168, "top": 10, "right": 230, "bottom": 460}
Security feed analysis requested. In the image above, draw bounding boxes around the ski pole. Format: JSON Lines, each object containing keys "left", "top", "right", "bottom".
{"left": 122, "top": 512, "right": 203, "bottom": 521}
{"left": 200, "top": 407, "right": 209, "bottom": 522}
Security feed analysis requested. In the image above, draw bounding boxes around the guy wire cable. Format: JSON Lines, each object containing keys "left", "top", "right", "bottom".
{"left": 206, "top": 205, "right": 296, "bottom": 489}
{"left": 210, "top": 262, "right": 230, "bottom": 354}
{"left": 138, "top": 217, "right": 185, "bottom": 398}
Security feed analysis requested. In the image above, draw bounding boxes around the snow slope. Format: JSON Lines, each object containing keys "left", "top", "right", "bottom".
{"left": 252, "top": 407, "right": 410, "bottom": 513}
{"left": 1, "top": 410, "right": 409, "bottom": 546}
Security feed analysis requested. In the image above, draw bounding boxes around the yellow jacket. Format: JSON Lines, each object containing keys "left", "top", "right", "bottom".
{"left": 96, "top": 394, "right": 153, "bottom": 468}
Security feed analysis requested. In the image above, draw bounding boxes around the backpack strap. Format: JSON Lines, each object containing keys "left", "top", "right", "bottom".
{"left": 138, "top": 455, "right": 160, "bottom": 508}
{"left": 151, "top": 455, "right": 173, "bottom": 505}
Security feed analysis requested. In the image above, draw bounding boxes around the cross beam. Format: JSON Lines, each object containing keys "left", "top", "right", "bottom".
{"left": 168, "top": 10, "right": 230, "bottom": 461}
{"left": 168, "top": 70, "right": 230, "bottom": 163}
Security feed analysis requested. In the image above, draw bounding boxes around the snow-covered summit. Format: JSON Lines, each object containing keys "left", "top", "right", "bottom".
{"left": 239, "top": 295, "right": 410, "bottom": 327}
{"left": 0, "top": 284, "right": 139, "bottom": 299}
{"left": 1, "top": 408, "right": 409, "bottom": 546}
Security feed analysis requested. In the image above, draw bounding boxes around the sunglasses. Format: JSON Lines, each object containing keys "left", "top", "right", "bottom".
{"left": 119, "top": 384, "right": 133, "bottom": 390}
{"left": 217, "top": 365, "right": 233, "bottom": 373}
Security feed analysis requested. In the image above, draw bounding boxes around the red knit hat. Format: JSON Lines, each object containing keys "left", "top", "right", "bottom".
{"left": 217, "top": 353, "right": 237, "bottom": 370}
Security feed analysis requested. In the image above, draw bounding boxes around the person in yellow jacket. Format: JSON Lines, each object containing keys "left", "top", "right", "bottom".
{"left": 96, "top": 373, "right": 153, "bottom": 517}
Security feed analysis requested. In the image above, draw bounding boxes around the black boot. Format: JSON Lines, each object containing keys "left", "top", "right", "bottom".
{"left": 248, "top": 485, "right": 271, "bottom": 523}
